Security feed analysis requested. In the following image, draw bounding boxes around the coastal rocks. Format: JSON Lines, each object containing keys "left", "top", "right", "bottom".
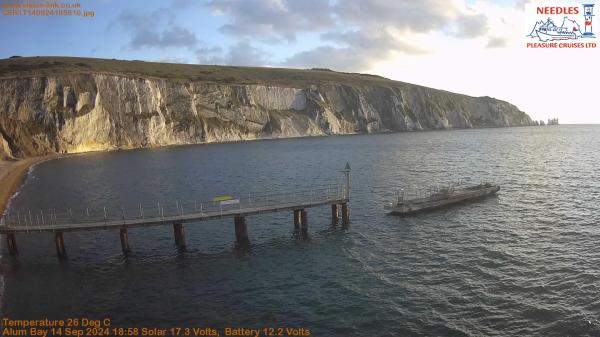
{"left": 0, "top": 73, "right": 533, "bottom": 158}
{"left": 0, "top": 131, "right": 14, "bottom": 159}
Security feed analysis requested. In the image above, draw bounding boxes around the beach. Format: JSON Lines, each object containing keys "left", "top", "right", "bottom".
{"left": 0, "top": 155, "right": 59, "bottom": 216}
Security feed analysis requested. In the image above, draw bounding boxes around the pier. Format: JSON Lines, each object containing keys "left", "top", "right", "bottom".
{"left": 0, "top": 164, "right": 351, "bottom": 258}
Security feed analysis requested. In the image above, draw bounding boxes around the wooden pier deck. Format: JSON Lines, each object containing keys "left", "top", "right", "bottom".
{"left": 1, "top": 164, "right": 352, "bottom": 258}
{"left": 0, "top": 193, "right": 348, "bottom": 233}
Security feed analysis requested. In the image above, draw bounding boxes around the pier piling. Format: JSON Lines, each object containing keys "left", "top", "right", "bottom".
{"left": 234, "top": 216, "right": 249, "bottom": 244}
{"left": 54, "top": 232, "right": 66, "bottom": 258}
{"left": 331, "top": 204, "right": 339, "bottom": 225}
{"left": 6, "top": 233, "right": 18, "bottom": 255}
{"left": 173, "top": 223, "right": 186, "bottom": 248}
{"left": 119, "top": 228, "right": 130, "bottom": 254}
{"left": 300, "top": 210, "right": 308, "bottom": 233}
{"left": 341, "top": 203, "right": 349, "bottom": 226}
{"left": 1, "top": 163, "right": 352, "bottom": 257}
{"left": 293, "top": 209, "right": 301, "bottom": 231}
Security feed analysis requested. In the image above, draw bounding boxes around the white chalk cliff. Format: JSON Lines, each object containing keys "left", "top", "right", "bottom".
{"left": 0, "top": 58, "right": 533, "bottom": 159}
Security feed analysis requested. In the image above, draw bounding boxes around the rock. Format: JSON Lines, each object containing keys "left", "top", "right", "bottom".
{"left": 0, "top": 132, "right": 14, "bottom": 159}
{"left": 76, "top": 92, "right": 94, "bottom": 114}
{"left": 0, "top": 72, "right": 533, "bottom": 158}
{"left": 63, "top": 86, "right": 76, "bottom": 108}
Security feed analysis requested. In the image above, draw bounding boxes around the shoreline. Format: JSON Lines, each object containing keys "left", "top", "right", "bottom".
{"left": 0, "top": 155, "right": 61, "bottom": 217}
{"left": 0, "top": 124, "right": 569, "bottom": 218}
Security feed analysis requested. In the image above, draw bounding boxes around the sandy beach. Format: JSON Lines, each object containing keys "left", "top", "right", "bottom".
{"left": 0, "top": 155, "right": 60, "bottom": 216}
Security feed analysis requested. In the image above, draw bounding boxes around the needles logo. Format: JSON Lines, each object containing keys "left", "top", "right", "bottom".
{"left": 526, "top": 2, "right": 596, "bottom": 48}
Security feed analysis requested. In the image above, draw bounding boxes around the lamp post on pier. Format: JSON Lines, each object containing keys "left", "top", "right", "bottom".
{"left": 339, "top": 162, "right": 351, "bottom": 226}
{"left": 341, "top": 162, "right": 351, "bottom": 200}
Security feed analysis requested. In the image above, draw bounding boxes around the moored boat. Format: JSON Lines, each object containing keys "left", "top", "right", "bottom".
{"left": 384, "top": 183, "right": 500, "bottom": 215}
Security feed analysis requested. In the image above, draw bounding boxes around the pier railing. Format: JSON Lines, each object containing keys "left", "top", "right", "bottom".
{"left": 0, "top": 183, "right": 348, "bottom": 230}
{"left": 369, "top": 180, "right": 496, "bottom": 203}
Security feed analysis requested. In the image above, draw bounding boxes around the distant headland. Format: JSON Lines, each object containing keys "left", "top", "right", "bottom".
{"left": 0, "top": 56, "right": 533, "bottom": 160}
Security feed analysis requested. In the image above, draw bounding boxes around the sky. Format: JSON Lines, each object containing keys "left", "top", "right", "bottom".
{"left": 0, "top": 0, "right": 598, "bottom": 123}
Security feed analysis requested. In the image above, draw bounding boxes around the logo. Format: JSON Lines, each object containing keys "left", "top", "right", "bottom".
{"left": 526, "top": 2, "right": 596, "bottom": 48}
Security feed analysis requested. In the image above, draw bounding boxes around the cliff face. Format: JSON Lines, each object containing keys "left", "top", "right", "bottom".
{"left": 0, "top": 71, "right": 532, "bottom": 159}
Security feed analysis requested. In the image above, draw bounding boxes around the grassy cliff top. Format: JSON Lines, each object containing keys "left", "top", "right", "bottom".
{"left": 0, "top": 56, "right": 405, "bottom": 88}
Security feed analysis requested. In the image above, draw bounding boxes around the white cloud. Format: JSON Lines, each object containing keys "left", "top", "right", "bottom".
{"left": 224, "top": 41, "right": 271, "bottom": 66}
{"left": 120, "top": 0, "right": 598, "bottom": 123}
{"left": 209, "top": 0, "right": 334, "bottom": 42}
{"left": 117, "top": 5, "right": 198, "bottom": 50}
{"left": 371, "top": 36, "right": 600, "bottom": 123}
{"left": 211, "top": 0, "right": 499, "bottom": 70}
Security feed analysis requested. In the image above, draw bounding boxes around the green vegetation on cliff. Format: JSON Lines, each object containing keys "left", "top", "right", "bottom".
{"left": 0, "top": 57, "right": 533, "bottom": 160}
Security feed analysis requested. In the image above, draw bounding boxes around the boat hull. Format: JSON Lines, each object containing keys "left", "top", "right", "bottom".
{"left": 536, "top": 30, "right": 576, "bottom": 41}
{"left": 385, "top": 185, "right": 500, "bottom": 215}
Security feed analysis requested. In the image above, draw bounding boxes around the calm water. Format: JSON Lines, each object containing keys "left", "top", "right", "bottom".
{"left": 1, "top": 125, "right": 599, "bottom": 336}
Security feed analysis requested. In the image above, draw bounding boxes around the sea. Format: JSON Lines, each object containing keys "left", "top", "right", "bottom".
{"left": 1, "top": 125, "right": 599, "bottom": 336}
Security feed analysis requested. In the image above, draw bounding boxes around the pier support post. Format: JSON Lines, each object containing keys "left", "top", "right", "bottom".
{"left": 173, "top": 223, "right": 186, "bottom": 248}
{"left": 331, "top": 204, "right": 339, "bottom": 225}
{"left": 119, "top": 228, "right": 130, "bottom": 254}
{"left": 54, "top": 232, "right": 66, "bottom": 258}
{"left": 6, "top": 233, "right": 18, "bottom": 255}
{"left": 300, "top": 210, "right": 308, "bottom": 233}
{"left": 235, "top": 216, "right": 249, "bottom": 244}
{"left": 293, "top": 209, "right": 301, "bottom": 231}
{"left": 341, "top": 203, "right": 349, "bottom": 227}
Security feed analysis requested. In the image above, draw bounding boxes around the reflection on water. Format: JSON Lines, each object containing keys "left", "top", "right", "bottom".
{"left": 1, "top": 125, "right": 600, "bottom": 336}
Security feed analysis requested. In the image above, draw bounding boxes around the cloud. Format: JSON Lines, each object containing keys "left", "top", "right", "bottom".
{"left": 113, "top": 0, "right": 517, "bottom": 71}
{"left": 209, "top": 0, "right": 495, "bottom": 71}
{"left": 224, "top": 41, "right": 271, "bottom": 66}
{"left": 130, "top": 26, "right": 198, "bottom": 49}
{"left": 333, "top": 0, "right": 489, "bottom": 38}
{"left": 486, "top": 36, "right": 508, "bottom": 48}
{"left": 116, "top": 4, "right": 198, "bottom": 50}
{"left": 284, "top": 28, "right": 427, "bottom": 71}
{"left": 322, "top": 29, "right": 426, "bottom": 54}
{"left": 193, "top": 41, "right": 270, "bottom": 66}
{"left": 449, "top": 13, "right": 489, "bottom": 38}
{"left": 515, "top": 0, "right": 533, "bottom": 10}
{"left": 194, "top": 46, "right": 224, "bottom": 64}
{"left": 333, "top": 0, "right": 460, "bottom": 32}
{"left": 211, "top": 0, "right": 486, "bottom": 39}
{"left": 157, "top": 56, "right": 190, "bottom": 64}
{"left": 284, "top": 46, "right": 369, "bottom": 70}
{"left": 209, "top": 0, "right": 334, "bottom": 42}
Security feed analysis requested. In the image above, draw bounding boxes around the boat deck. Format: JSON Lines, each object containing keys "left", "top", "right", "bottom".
{"left": 385, "top": 184, "right": 500, "bottom": 215}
